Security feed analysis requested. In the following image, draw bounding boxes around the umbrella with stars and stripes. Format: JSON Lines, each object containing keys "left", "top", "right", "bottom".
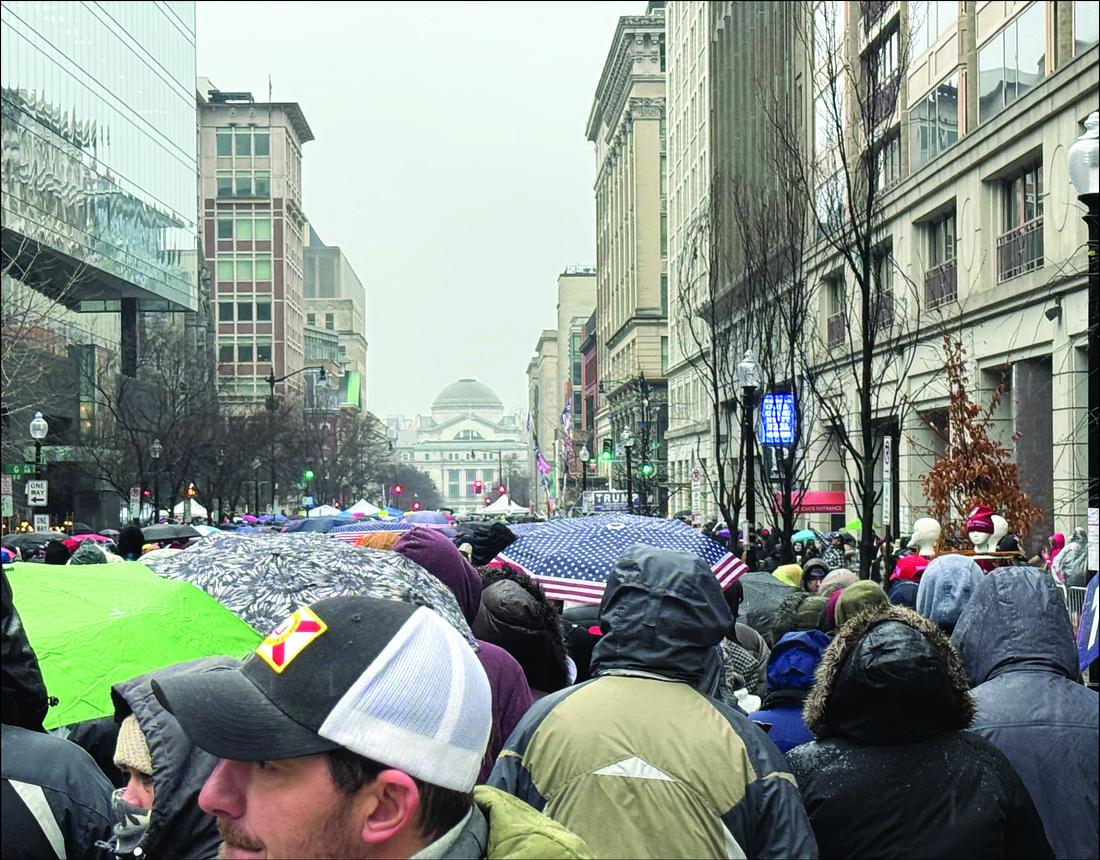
{"left": 498, "top": 514, "right": 746, "bottom": 604}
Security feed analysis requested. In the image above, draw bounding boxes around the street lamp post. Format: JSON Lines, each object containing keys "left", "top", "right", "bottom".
{"left": 621, "top": 430, "right": 635, "bottom": 515}
{"left": 252, "top": 458, "right": 262, "bottom": 516}
{"left": 737, "top": 349, "right": 762, "bottom": 570}
{"left": 150, "top": 438, "right": 163, "bottom": 524}
{"left": 579, "top": 445, "right": 590, "bottom": 494}
{"left": 264, "top": 366, "right": 326, "bottom": 512}
{"left": 1068, "top": 110, "right": 1098, "bottom": 576}
{"left": 29, "top": 412, "right": 48, "bottom": 478}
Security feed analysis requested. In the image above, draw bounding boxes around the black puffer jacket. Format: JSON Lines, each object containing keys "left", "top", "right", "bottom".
{"left": 787, "top": 605, "right": 1053, "bottom": 860}
{"left": 108, "top": 658, "right": 236, "bottom": 859}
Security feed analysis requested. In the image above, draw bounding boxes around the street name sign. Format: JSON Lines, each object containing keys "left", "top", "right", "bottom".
{"left": 4, "top": 464, "right": 36, "bottom": 478}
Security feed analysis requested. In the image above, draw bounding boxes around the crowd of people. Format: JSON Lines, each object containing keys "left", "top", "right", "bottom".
{"left": 1, "top": 518, "right": 1097, "bottom": 859}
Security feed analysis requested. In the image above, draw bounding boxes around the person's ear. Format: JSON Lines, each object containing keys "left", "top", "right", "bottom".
{"left": 358, "top": 770, "right": 421, "bottom": 845}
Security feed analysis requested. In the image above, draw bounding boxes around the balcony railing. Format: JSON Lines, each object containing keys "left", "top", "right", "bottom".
{"left": 997, "top": 217, "right": 1043, "bottom": 283}
{"left": 827, "top": 312, "right": 846, "bottom": 348}
{"left": 925, "top": 258, "right": 957, "bottom": 308}
{"left": 872, "top": 289, "right": 894, "bottom": 331}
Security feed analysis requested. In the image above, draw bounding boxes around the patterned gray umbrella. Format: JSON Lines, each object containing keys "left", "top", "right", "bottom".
{"left": 142, "top": 531, "right": 475, "bottom": 647}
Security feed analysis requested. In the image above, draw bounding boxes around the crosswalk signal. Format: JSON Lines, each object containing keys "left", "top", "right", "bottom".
{"left": 601, "top": 440, "right": 613, "bottom": 461}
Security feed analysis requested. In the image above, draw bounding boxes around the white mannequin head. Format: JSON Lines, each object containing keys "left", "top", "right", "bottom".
{"left": 968, "top": 530, "right": 991, "bottom": 552}
{"left": 990, "top": 515, "right": 1008, "bottom": 549}
{"left": 908, "top": 518, "right": 941, "bottom": 557}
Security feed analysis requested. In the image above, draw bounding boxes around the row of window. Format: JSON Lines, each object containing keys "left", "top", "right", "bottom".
{"left": 216, "top": 127, "right": 270, "bottom": 158}
{"left": 217, "top": 215, "right": 272, "bottom": 240}
{"left": 216, "top": 170, "right": 271, "bottom": 199}
{"left": 216, "top": 257, "right": 273, "bottom": 281}
{"left": 306, "top": 312, "right": 335, "bottom": 330}
{"left": 218, "top": 338, "right": 273, "bottom": 364}
{"left": 218, "top": 299, "right": 272, "bottom": 323}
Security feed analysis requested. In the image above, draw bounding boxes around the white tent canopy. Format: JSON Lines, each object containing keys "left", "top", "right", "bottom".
{"left": 308, "top": 504, "right": 343, "bottom": 517}
{"left": 172, "top": 500, "right": 209, "bottom": 519}
{"left": 482, "top": 494, "right": 529, "bottom": 516}
{"left": 346, "top": 499, "right": 382, "bottom": 516}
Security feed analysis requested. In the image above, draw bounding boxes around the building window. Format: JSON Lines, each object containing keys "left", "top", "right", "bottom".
{"left": 218, "top": 343, "right": 234, "bottom": 363}
{"left": 255, "top": 132, "right": 270, "bottom": 156}
{"left": 237, "top": 301, "right": 253, "bottom": 322}
{"left": 217, "top": 219, "right": 233, "bottom": 239}
{"left": 235, "top": 133, "right": 252, "bottom": 157}
{"left": 218, "top": 302, "right": 234, "bottom": 322}
{"left": 661, "top": 337, "right": 669, "bottom": 374}
{"left": 216, "top": 130, "right": 233, "bottom": 157}
{"left": 255, "top": 259, "right": 272, "bottom": 280}
{"left": 826, "top": 274, "right": 845, "bottom": 348}
{"left": 307, "top": 313, "right": 316, "bottom": 326}
{"left": 997, "top": 162, "right": 1043, "bottom": 282}
{"left": 660, "top": 273, "right": 668, "bottom": 315}
{"left": 910, "top": 0, "right": 957, "bottom": 59}
{"left": 216, "top": 171, "right": 233, "bottom": 197}
{"left": 254, "top": 171, "right": 271, "bottom": 197}
{"left": 872, "top": 247, "right": 894, "bottom": 331}
{"left": 978, "top": 3, "right": 1046, "bottom": 124}
{"left": 816, "top": 171, "right": 846, "bottom": 237}
{"left": 877, "top": 132, "right": 901, "bottom": 190}
{"left": 910, "top": 71, "right": 959, "bottom": 171}
{"left": 256, "top": 340, "right": 272, "bottom": 362}
{"left": 256, "top": 301, "right": 272, "bottom": 322}
{"left": 925, "top": 208, "right": 957, "bottom": 307}
{"left": 237, "top": 343, "right": 253, "bottom": 362}
{"left": 325, "top": 313, "right": 335, "bottom": 330}
{"left": 254, "top": 218, "right": 271, "bottom": 240}
{"left": 236, "top": 260, "right": 254, "bottom": 280}
{"left": 217, "top": 259, "right": 234, "bottom": 281}
{"left": 235, "top": 173, "right": 253, "bottom": 197}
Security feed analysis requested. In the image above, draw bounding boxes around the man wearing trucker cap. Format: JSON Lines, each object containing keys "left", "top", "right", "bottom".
{"left": 152, "top": 596, "right": 591, "bottom": 860}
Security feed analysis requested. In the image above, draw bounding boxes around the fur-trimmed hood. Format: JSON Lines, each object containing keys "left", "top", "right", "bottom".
{"left": 803, "top": 605, "right": 974, "bottom": 744}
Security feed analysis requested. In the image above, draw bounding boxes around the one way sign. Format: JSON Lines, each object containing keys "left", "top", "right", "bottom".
{"left": 26, "top": 480, "right": 48, "bottom": 506}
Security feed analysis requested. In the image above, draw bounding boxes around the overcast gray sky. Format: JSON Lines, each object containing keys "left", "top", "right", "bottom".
{"left": 197, "top": 1, "right": 641, "bottom": 418}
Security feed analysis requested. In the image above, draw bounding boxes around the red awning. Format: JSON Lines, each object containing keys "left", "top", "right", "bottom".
{"left": 774, "top": 490, "right": 846, "bottom": 514}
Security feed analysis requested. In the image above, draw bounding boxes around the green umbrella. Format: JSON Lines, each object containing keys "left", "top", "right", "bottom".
{"left": 6, "top": 561, "right": 261, "bottom": 729}
{"left": 844, "top": 517, "right": 880, "bottom": 533}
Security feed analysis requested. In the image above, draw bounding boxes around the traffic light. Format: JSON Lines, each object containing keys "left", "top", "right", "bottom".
{"left": 484, "top": 497, "right": 492, "bottom": 505}
{"left": 641, "top": 461, "right": 654, "bottom": 476}
{"left": 474, "top": 480, "right": 483, "bottom": 492}
{"left": 393, "top": 484, "right": 402, "bottom": 494}
{"left": 303, "top": 469, "right": 315, "bottom": 481}
{"left": 186, "top": 484, "right": 196, "bottom": 498}
{"left": 412, "top": 500, "right": 421, "bottom": 511}
{"left": 601, "top": 439, "right": 613, "bottom": 460}
{"left": 498, "top": 485, "right": 506, "bottom": 494}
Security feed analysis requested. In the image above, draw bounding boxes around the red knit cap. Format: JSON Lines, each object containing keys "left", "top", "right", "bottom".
{"left": 965, "top": 505, "right": 995, "bottom": 534}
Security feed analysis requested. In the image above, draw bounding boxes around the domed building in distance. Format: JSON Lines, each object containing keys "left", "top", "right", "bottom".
{"left": 387, "top": 379, "right": 526, "bottom": 513}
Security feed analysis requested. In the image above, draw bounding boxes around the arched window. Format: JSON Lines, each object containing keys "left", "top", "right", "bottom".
{"left": 453, "top": 429, "right": 485, "bottom": 440}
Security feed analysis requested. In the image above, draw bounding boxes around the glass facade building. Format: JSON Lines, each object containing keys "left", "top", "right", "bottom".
{"left": 1, "top": 1, "right": 197, "bottom": 310}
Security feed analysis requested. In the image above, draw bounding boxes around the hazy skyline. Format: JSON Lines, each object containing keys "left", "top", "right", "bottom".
{"left": 196, "top": 1, "right": 643, "bottom": 418}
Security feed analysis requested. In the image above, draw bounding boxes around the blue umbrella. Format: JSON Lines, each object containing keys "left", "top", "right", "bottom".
{"left": 404, "top": 510, "right": 449, "bottom": 525}
{"left": 498, "top": 514, "right": 746, "bottom": 604}
{"left": 792, "top": 529, "right": 817, "bottom": 544}
{"left": 329, "top": 520, "right": 414, "bottom": 544}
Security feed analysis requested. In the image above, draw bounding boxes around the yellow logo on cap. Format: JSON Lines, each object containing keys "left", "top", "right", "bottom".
{"left": 256, "top": 606, "right": 328, "bottom": 673}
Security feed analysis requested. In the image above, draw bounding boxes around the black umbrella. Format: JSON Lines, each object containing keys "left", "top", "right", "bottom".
{"left": 738, "top": 570, "right": 797, "bottom": 642}
{"left": 70, "top": 522, "right": 94, "bottom": 534}
{"left": 141, "top": 523, "right": 200, "bottom": 542}
{"left": 282, "top": 516, "right": 346, "bottom": 534}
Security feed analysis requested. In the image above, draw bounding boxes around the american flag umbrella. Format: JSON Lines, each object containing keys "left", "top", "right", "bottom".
{"left": 142, "top": 531, "right": 475, "bottom": 646}
{"left": 498, "top": 514, "right": 747, "bottom": 604}
{"left": 329, "top": 521, "right": 456, "bottom": 544}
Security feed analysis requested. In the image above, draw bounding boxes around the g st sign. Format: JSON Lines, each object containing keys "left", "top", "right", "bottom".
{"left": 759, "top": 393, "right": 796, "bottom": 445}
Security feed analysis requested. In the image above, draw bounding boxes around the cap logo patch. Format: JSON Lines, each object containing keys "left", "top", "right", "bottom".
{"left": 256, "top": 606, "right": 328, "bottom": 673}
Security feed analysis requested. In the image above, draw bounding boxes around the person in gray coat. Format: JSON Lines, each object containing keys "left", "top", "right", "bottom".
{"left": 952, "top": 567, "right": 1099, "bottom": 860}
{"left": 106, "top": 657, "right": 237, "bottom": 859}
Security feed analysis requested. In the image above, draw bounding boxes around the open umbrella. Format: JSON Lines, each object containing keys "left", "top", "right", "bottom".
{"left": 142, "top": 523, "right": 200, "bottom": 542}
{"left": 498, "top": 513, "right": 747, "bottom": 604}
{"left": 791, "top": 529, "right": 817, "bottom": 544}
{"left": 844, "top": 517, "right": 880, "bottom": 533}
{"left": 240, "top": 514, "right": 260, "bottom": 523}
{"left": 5, "top": 561, "right": 261, "bottom": 729}
{"left": 2, "top": 532, "right": 71, "bottom": 559}
{"left": 142, "top": 532, "right": 475, "bottom": 646}
{"left": 404, "top": 510, "right": 449, "bottom": 525}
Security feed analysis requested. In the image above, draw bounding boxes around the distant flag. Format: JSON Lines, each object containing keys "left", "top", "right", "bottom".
{"left": 535, "top": 450, "right": 552, "bottom": 476}
{"left": 525, "top": 412, "right": 533, "bottom": 435}
{"left": 561, "top": 401, "right": 572, "bottom": 434}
